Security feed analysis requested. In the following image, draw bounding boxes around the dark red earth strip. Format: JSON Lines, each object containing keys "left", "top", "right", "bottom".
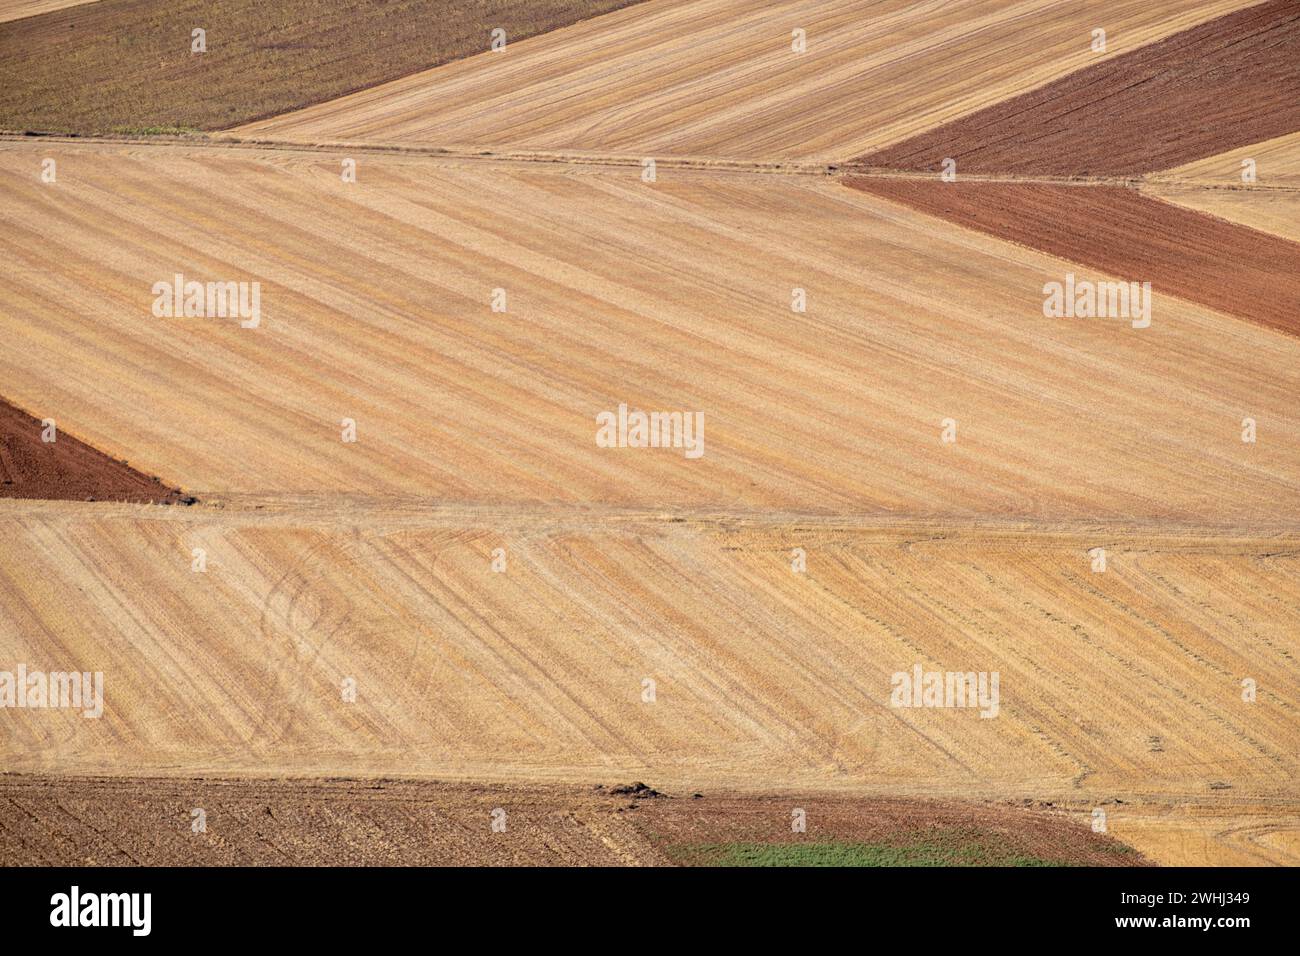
{"left": 0, "top": 397, "right": 191, "bottom": 503}
{"left": 858, "top": 0, "right": 1300, "bottom": 177}
{"left": 845, "top": 177, "right": 1300, "bottom": 339}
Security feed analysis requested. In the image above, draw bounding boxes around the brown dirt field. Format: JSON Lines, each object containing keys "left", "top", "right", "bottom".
{"left": 858, "top": 0, "right": 1300, "bottom": 177}
{"left": 845, "top": 177, "right": 1300, "bottom": 339}
{"left": 0, "top": 397, "right": 187, "bottom": 503}
{"left": 0, "top": 775, "right": 1143, "bottom": 866}
{"left": 0, "top": 0, "right": 643, "bottom": 135}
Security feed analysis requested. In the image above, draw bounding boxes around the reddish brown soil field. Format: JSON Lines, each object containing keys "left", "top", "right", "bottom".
{"left": 0, "top": 775, "right": 1143, "bottom": 866}
{"left": 858, "top": 0, "right": 1300, "bottom": 177}
{"left": 846, "top": 177, "right": 1300, "bottom": 338}
{"left": 0, "top": 397, "right": 187, "bottom": 503}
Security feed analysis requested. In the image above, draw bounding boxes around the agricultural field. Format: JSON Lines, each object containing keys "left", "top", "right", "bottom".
{"left": 0, "top": 777, "right": 1146, "bottom": 866}
{"left": 845, "top": 177, "right": 1300, "bottom": 337}
{"left": 858, "top": 0, "right": 1299, "bottom": 176}
{"left": 2, "top": 0, "right": 1298, "bottom": 872}
{"left": 1139, "top": 186, "right": 1300, "bottom": 246}
{"left": 1141, "top": 132, "right": 1300, "bottom": 243}
{"left": 0, "top": 397, "right": 185, "bottom": 502}
{"left": 0, "top": 0, "right": 644, "bottom": 134}
{"left": 1155, "top": 131, "right": 1300, "bottom": 188}
{"left": 2, "top": 141, "right": 1297, "bottom": 524}
{"left": 2, "top": 489, "right": 1297, "bottom": 863}
{"left": 233, "top": 0, "right": 1254, "bottom": 160}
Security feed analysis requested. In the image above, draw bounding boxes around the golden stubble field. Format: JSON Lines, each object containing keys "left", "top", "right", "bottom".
{"left": 1, "top": 499, "right": 1297, "bottom": 863}
{"left": 2, "top": 141, "right": 1296, "bottom": 523}
{"left": 0, "top": 0, "right": 95, "bottom": 24}
{"left": 233, "top": 0, "right": 1258, "bottom": 160}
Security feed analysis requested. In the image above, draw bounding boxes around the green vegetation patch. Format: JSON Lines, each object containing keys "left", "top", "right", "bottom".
{"left": 668, "top": 835, "right": 1081, "bottom": 868}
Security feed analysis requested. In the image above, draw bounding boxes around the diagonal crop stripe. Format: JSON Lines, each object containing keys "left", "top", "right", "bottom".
{"left": 858, "top": 0, "right": 1300, "bottom": 177}
{"left": 847, "top": 177, "right": 1300, "bottom": 340}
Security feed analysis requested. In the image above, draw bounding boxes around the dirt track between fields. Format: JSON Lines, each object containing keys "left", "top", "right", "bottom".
{"left": 0, "top": 775, "right": 1144, "bottom": 866}
{"left": 847, "top": 177, "right": 1300, "bottom": 339}
{"left": 860, "top": 0, "right": 1300, "bottom": 177}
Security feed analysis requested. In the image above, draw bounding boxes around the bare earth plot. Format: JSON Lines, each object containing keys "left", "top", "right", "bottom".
{"left": 2, "top": 140, "right": 1297, "bottom": 526}
{"left": 0, "top": 777, "right": 1144, "bottom": 866}
{"left": 0, "top": 397, "right": 187, "bottom": 502}
{"left": 233, "top": 0, "right": 1255, "bottom": 161}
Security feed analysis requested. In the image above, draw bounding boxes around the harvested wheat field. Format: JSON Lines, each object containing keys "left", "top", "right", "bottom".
{"left": 1141, "top": 132, "right": 1300, "bottom": 243}
{"left": 1, "top": 496, "right": 1298, "bottom": 863}
{"left": 1154, "top": 131, "right": 1300, "bottom": 189}
{"left": 1137, "top": 184, "right": 1300, "bottom": 246}
{"left": 3, "top": 0, "right": 1300, "bottom": 876}
{"left": 0, "top": 0, "right": 96, "bottom": 24}
{"left": 234, "top": 0, "right": 1254, "bottom": 161}
{"left": 2, "top": 140, "right": 1297, "bottom": 525}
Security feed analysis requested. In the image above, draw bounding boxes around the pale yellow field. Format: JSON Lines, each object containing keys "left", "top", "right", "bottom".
{"left": 1106, "top": 803, "right": 1300, "bottom": 867}
{"left": 233, "top": 0, "right": 1256, "bottom": 161}
{"left": 0, "top": 0, "right": 96, "bottom": 23}
{"left": 2, "top": 139, "right": 1297, "bottom": 527}
{"left": 1, "top": 500, "right": 1297, "bottom": 864}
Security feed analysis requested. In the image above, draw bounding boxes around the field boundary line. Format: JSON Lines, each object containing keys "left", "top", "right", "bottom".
{"left": 2, "top": 495, "right": 1298, "bottom": 546}
{"left": 11, "top": 132, "right": 1300, "bottom": 193}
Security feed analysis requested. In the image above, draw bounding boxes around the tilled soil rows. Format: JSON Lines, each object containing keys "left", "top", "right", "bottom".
{"left": 0, "top": 775, "right": 1143, "bottom": 866}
